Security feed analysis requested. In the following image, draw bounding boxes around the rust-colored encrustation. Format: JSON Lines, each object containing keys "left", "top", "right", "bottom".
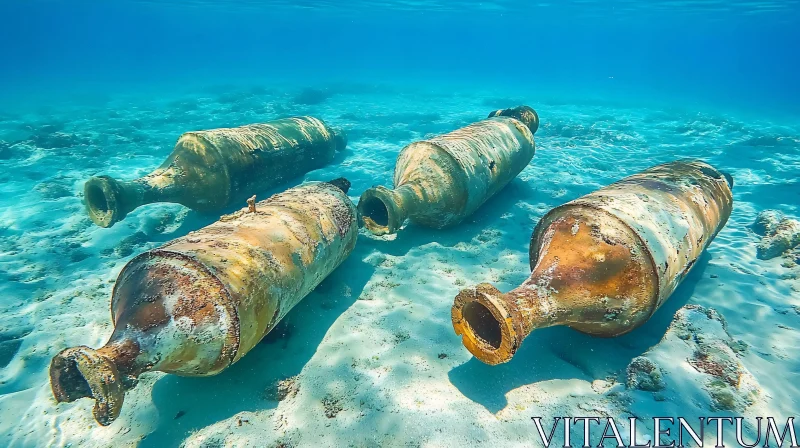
{"left": 358, "top": 106, "right": 538, "bottom": 235}
{"left": 452, "top": 160, "right": 734, "bottom": 365}
{"left": 51, "top": 179, "right": 357, "bottom": 425}
{"left": 85, "top": 116, "right": 347, "bottom": 228}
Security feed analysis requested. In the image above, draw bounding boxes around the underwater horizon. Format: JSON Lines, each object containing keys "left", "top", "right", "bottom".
{"left": 1, "top": 1, "right": 799, "bottom": 447}
{"left": 3, "top": 0, "right": 800, "bottom": 117}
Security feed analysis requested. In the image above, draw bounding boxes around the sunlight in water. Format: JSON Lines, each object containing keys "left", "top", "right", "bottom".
{"left": 0, "top": 0, "right": 798, "bottom": 446}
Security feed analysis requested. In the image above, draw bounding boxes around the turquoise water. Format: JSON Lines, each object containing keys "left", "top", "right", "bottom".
{"left": 1, "top": 1, "right": 799, "bottom": 447}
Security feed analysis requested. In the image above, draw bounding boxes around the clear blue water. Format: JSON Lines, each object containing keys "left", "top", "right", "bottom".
{"left": 2, "top": 1, "right": 799, "bottom": 116}
{"left": 0, "top": 1, "right": 799, "bottom": 447}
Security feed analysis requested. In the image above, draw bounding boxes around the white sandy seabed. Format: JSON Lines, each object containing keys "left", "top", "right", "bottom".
{"left": 0, "top": 83, "right": 798, "bottom": 447}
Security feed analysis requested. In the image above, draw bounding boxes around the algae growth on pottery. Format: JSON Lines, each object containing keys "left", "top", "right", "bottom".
{"left": 50, "top": 179, "right": 357, "bottom": 425}
{"left": 2, "top": 0, "right": 799, "bottom": 445}
{"left": 452, "top": 160, "right": 734, "bottom": 365}
{"left": 84, "top": 116, "right": 347, "bottom": 227}
{"left": 358, "top": 106, "right": 538, "bottom": 235}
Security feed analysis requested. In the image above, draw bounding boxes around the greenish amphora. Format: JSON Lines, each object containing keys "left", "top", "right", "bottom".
{"left": 84, "top": 116, "right": 347, "bottom": 227}
{"left": 51, "top": 179, "right": 357, "bottom": 426}
{"left": 357, "top": 106, "right": 538, "bottom": 235}
{"left": 451, "top": 160, "right": 734, "bottom": 366}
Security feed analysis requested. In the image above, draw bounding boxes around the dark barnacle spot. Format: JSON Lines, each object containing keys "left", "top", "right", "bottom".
{"left": 601, "top": 234, "right": 618, "bottom": 246}
{"left": 488, "top": 160, "right": 496, "bottom": 170}
{"left": 326, "top": 177, "right": 351, "bottom": 194}
{"left": 697, "top": 164, "right": 723, "bottom": 181}
{"left": 679, "top": 258, "right": 697, "bottom": 278}
{"left": 328, "top": 200, "right": 355, "bottom": 238}
{"left": 438, "top": 353, "right": 448, "bottom": 359}
{"left": 174, "top": 410, "right": 186, "bottom": 420}
{"left": 604, "top": 308, "right": 622, "bottom": 320}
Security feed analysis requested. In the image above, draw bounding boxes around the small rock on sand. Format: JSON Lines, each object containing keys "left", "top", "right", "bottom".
{"left": 625, "top": 305, "right": 760, "bottom": 412}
